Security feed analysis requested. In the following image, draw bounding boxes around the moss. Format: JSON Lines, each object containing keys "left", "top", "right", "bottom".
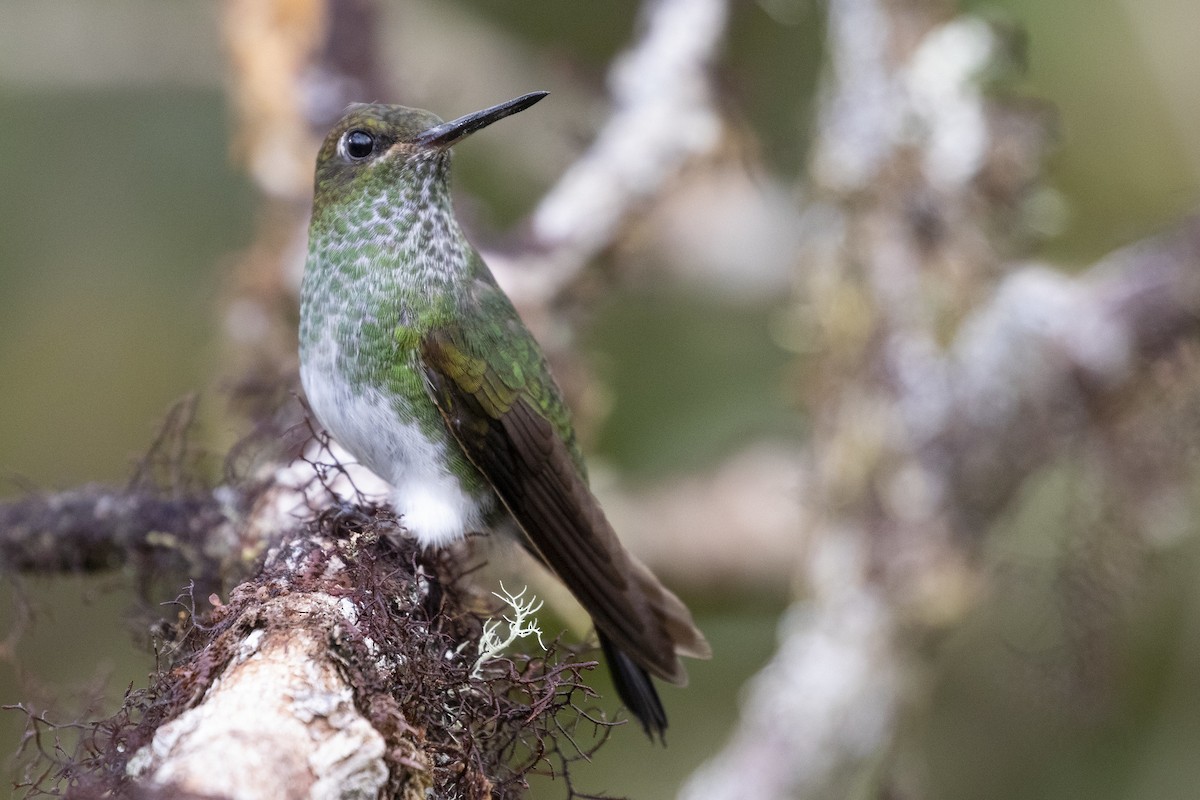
{"left": 12, "top": 503, "right": 612, "bottom": 799}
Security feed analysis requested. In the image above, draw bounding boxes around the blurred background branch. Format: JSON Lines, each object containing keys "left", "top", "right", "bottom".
{"left": 685, "top": 0, "right": 1200, "bottom": 797}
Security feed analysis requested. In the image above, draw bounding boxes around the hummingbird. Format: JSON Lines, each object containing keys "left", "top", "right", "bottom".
{"left": 298, "top": 91, "right": 710, "bottom": 739}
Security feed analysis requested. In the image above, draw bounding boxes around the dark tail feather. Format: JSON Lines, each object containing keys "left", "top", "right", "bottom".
{"left": 599, "top": 632, "right": 667, "bottom": 743}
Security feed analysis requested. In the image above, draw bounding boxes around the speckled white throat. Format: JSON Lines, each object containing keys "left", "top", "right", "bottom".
{"left": 298, "top": 137, "right": 494, "bottom": 547}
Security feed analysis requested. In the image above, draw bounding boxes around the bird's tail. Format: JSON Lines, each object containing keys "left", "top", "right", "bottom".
{"left": 599, "top": 631, "right": 668, "bottom": 743}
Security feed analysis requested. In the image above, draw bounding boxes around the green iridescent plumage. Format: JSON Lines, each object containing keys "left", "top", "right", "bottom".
{"left": 298, "top": 93, "right": 710, "bottom": 739}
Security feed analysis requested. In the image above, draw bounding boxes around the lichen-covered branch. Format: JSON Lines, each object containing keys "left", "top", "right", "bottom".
{"left": 681, "top": 0, "right": 1200, "bottom": 796}
{"left": 14, "top": 498, "right": 606, "bottom": 799}
{"left": 683, "top": 211, "right": 1200, "bottom": 800}
{"left": 126, "top": 588, "right": 394, "bottom": 799}
{"left": 485, "top": 0, "right": 730, "bottom": 308}
{"left": 0, "top": 395, "right": 248, "bottom": 581}
{"left": 0, "top": 486, "right": 230, "bottom": 576}
{"left": 935, "top": 218, "right": 1200, "bottom": 526}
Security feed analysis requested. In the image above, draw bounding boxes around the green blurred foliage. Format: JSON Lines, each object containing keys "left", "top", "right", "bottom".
{"left": 587, "top": 289, "right": 802, "bottom": 479}
{"left": 964, "top": 0, "right": 1200, "bottom": 261}
{"left": 916, "top": 456, "right": 1200, "bottom": 800}
{"left": 0, "top": 89, "right": 254, "bottom": 488}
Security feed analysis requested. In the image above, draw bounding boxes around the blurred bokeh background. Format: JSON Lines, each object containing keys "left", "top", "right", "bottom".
{"left": 2, "top": 0, "right": 1200, "bottom": 797}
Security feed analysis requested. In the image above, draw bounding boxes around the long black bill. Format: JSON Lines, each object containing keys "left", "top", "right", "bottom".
{"left": 414, "top": 91, "right": 549, "bottom": 150}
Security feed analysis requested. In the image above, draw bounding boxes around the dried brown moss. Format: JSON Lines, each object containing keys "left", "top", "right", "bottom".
{"left": 9, "top": 503, "right": 612, "bottom": 799}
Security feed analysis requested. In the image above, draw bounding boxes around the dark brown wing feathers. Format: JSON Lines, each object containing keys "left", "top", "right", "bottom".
{"left": 420, "top": 330, "right": 709, "bottom": 686}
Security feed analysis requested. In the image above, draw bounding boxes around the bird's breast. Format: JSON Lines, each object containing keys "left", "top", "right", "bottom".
{"left": 299, "top": 338, "right": 495, "bottom": 547}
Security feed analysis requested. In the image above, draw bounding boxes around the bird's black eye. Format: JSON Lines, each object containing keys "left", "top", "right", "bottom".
{"left": 344, "top": 130, "right": 375, "bottom": 160}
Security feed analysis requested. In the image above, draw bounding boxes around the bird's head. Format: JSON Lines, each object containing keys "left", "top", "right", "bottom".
{"left": 311, "top": 91, "right": 548, "bottom": 213}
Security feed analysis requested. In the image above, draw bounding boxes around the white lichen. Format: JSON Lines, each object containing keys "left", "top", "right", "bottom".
{"left": 471, "top": 583, "right": 546, "bottom": 679}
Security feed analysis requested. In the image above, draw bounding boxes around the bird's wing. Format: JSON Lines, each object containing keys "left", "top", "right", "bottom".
{"left": 419, "top": 326, "right": 706, "bottom": 683}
